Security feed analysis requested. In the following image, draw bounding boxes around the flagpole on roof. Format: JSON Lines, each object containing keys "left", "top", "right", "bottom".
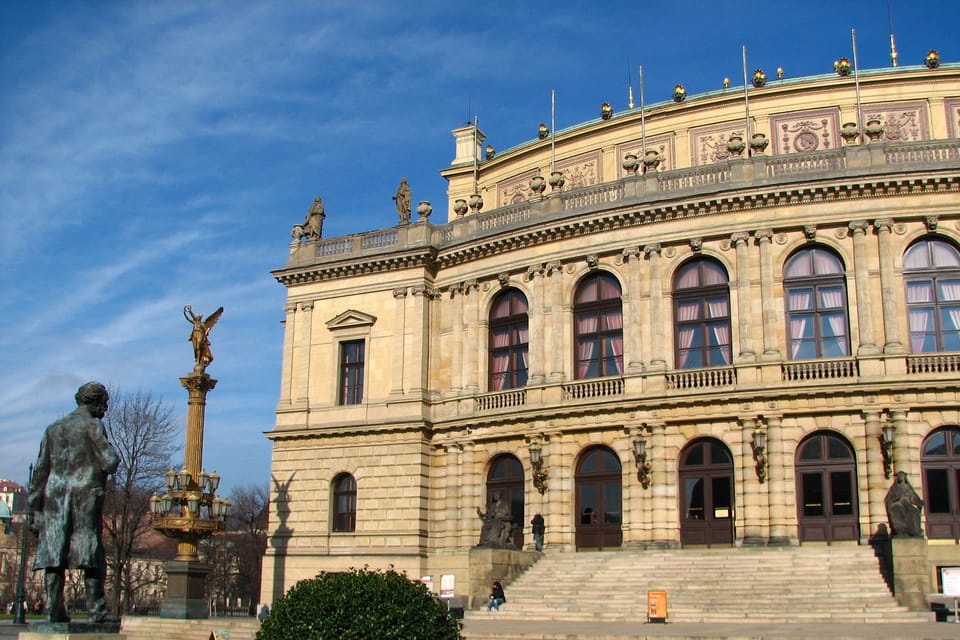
{"left": 852, "top": 29, "right": 865, "bottom": 144}
{"left": 551, "top": 90, "right": 556, "bottom": 173}
{"left": 627, "top": 54, "right": 635, "bottom": 109}
{"left": 639, "top": 65, "right": 646, "bottom": 161}
{"left": 742, "top": 45, "right": 752, "bottom": 155}
{"left": 887, "top": 0, "right": 899, "bottom": 67}
{"left": 472, "top": 115, "right": 479, "bottom": 194}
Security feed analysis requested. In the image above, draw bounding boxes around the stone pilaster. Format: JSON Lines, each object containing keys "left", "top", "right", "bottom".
{"left": 850, "top": 221, "right": 878, "bottom": 355}
{"left": 875, "top": 219, "right": 905, "bottom": 353}
{"left": 755, "top": 229, "right": 780, "bottom": 359}
{"left": 644, "top": 244, "right": 665, "bottom": 369}
{"left": 732, "top": 232, "right": 755, "bottom": 361}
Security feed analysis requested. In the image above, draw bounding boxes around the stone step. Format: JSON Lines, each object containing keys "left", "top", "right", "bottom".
{"left": 120, "top": 616, "right": 259, "bottom": 640}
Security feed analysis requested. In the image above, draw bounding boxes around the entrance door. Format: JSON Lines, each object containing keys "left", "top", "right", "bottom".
{"left": 795, "top": 432, "right": 859, "bottom": 542}
{"left": 575, "top": 447, "right": 622, "bottom": 550}
{"left": 487, "top": 454, "right": 524, "bottom": 548}
{"left": 678, "top": 438, "right": 734, "bottom": 546}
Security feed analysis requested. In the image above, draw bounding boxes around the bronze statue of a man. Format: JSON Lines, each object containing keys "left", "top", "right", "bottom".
{"left": 29, "top": 382, "right": 120, "bottom": 623}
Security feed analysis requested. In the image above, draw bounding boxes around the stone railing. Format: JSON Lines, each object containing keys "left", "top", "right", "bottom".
{"left": 284, "top": 139, "right": 960, "bottom": 267}
{"left": 562, "top": 377, "right": 624, "bottom": 400}
{"left": 906, "top": 352, "right": 960, "bottom": 374}
{"left": 476, "top": 388, "right": 527, "bottom": 412}
{"left": 666, "top": 367, "right": 737, "bottom": 390}
{"left": 781, "top": 357, "right": 859, "bottom": 382}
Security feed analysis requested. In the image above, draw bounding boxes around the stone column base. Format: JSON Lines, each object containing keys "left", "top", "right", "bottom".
{"left": 20, "top": 620, "right": 123, "bottom": 639}
{"left": 890, "top": 537, "right": 931, "bottom": 611}
{"left": 161, "top": 560, "right": 211, "bottom": 619}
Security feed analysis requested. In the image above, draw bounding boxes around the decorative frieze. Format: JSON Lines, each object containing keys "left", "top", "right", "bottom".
{"left": 689, "top": 121, "right": 750, "bottom": 166}
{"left": 862, "top": 101, "right": 929, "bottom": 142}
{"left": 616, "top": 134, "right": 675, "bottom": 177}
{"left": 771, "top": 108, "right": 841, "bottom": 154}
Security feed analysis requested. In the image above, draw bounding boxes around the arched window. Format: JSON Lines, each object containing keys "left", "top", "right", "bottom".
{"left": 921, "top": 426, "right": 960, "bottom": 539}
{"left": 489, "top": 289, "right": 529, "bottom": 391}
{"left": 673, "top": 258, "right": 731, "bottom": 368}
{"left": 574, "top": 272, "right": 623, "bottom": 379}
{"left": 331, "top": 473, "right": 356, "bottom": 532}
{"left": 486, "top": 455, "right": 524, "bottom": 548}
{"left": 784, "top": 247, "right": 849, "bottom": 360}
{"left": 903, "top": 238, "right": 960, "bottom": 353}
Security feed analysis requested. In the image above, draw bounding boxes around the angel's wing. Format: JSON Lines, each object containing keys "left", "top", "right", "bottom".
{"left": 204, "top": 306, "right": 224, "bottom": 331}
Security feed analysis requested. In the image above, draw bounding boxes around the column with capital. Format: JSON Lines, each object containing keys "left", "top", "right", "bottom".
{"left": 464, "top": 280, "right": 480, "bottom": 393}
{"left": 850, "top": 221, "right": 878, "bottom": 355}
{"left": 294, "top": 301, "right": 313, "bottom": 405}
{"left": 623, "top": 248, "right": 644, "bottom": 372}
{"left": 890, "top": 410, "right": 914, "bottom": 478}
{"left": 449, "top": 285, "right": 464, "bottom": 394}
{"left": 391, "top": 288, "right": 407, "bottom": 396}
{"left": 863, "top": 410, "right": 887, "bottom": 537}
{"left": 765, "top": 415, "right": 789, "bottom": 544}
{"left": 649, "top": 422, "right": 671, "bottom": 544}
{"left": 279, "top": 303, "right": 297, "bottom": 405}
{"left": 527, "top": 265, "right": 546, "bottom": 384}
{"left": 644, "top": 245, "right": 666, "bottom": 369}
{"left": 547, "top": 262, "right": 565, "bottom": 381}
{"left": 731, "top": 232, "right": 755, "bottom": 361}
{"left": 410, "top": 286, "right": 432, "bottom": 395}
{"left": 755, "top": 229, "right": 780, "bottom": 359}
{"left": 444, "top": 444, "right": 461, "bottom": 550}
{"left": 875, "top": 219, "right": 905, "bottom": 353}
{"left": 460, "top": 442, "right": 475, "bottom": 549}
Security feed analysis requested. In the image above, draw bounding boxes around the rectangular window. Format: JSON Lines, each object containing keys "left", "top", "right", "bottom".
{"left": 339, "top": 340, "right": 364, "bottom": 405}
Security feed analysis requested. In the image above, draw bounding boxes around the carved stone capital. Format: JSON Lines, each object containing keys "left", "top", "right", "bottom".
{"left": 284, "top": 303, "right": 298, "bottom": 314}
{"left": 731, "top": 232, "right": 750, "bottom": 246}
{"left": 298, "top": 301, "right": 314, "bottom": 312}
{"left": 622, "top": 246, "right": 642, "bottom": 262}
{"left": 848, "top": 220, "right": 870, "bottom": 235}
{"left": 754, "top": 229, "right": 773, "bottom": 244}
{"left": 643, "top": 243, "right": 661, "bottom": 258}
{"left": 393, "top": 287, "right": 408, "bottom": 299}
{"left": 874, "top": 218, "right": 895, "bottom": 233}
{"left": 545, "top": 260, "right": 563, "bottom": 276}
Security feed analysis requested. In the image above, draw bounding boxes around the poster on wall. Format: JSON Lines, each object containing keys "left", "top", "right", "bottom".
{"left": 942, "top": 567, "right": 960, "bottom": 597}
{"left": 420, "top": 575, "right": 434, "bottom": 593}
{"left": 439, "top": 574, "right": 456, "bottom": 599}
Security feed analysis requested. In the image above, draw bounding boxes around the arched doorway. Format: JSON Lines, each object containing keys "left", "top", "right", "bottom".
{"left": 678, "top": 438, "right": 734, "bottom": 546}
{"left": 486, "top": 454, "right": 524, "bottom": 548}
{"left": 795, "top": 431, "right": 859, "bottom": 542}
{"left": 921, "top": 426, "right": 960, "bottom": 539}
{"left": 575, "top": 446, "right": 622, "bottom": 550}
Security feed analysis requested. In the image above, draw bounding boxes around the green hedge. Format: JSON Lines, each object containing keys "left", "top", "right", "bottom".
{"left": 256, "top": 567, "right": 462, "bottom": 640}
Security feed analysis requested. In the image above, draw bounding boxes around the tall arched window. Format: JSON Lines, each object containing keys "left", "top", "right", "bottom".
{"left": 574, "top": 272, "right": 623, "bottom": 379}
{"left": 673, "top": 258, "right": 731, "bottom": 368}
{"left": 921, "top": 426, "right": 960, "bottom": 539}
{"left": 903, "top": 237, "right": 960, "bottom": 353}
{"left": 486, "top": 455, "right": 524, "bottom": 548}
{"left": 331, "top": 473, "right": 357, "bottom": 532}
{"left": 489, "top": 289, "right": 529, "bottom": 391}
{"left": 784, "top": 247, "right": 849, "bottom": 360}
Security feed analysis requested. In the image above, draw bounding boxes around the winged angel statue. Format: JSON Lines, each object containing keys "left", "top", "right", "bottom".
{"left": 184, "top": 305, "right": 224, "bottom": 371}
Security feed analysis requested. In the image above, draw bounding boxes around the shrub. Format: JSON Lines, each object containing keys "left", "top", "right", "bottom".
{"left": 256, "top": 566, "right": 463, "bottom": 640}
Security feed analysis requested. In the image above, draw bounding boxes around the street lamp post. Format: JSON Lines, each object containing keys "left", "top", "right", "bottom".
{"left": 13, "top": 465, "right": 33, "bottom": 625}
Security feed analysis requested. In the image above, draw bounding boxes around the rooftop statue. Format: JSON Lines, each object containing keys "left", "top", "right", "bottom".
{"left": 393, "top": 177, "right": 411, "bottom": 225}
{"left": 292, "top": 196, "right": 325, "bottom": 242}
{"left": 29, "top": 382, "right": 120, "bottom": 624}
{"left": 184, "top": 304, "right": 223, "bottom": 372}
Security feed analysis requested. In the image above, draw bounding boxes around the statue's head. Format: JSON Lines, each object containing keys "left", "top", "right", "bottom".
{"left": 895, "top": 470, "right": 908, "bottom": 483}
{"left": 75, "top": 382, "right": 109, "bottom": 419}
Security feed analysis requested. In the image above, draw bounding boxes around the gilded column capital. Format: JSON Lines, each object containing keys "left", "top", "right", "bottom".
{"left": 180, "top": 372, "right": 218, "bottom": 394}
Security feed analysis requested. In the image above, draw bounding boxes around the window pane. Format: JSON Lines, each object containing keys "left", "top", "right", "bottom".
{"left": 799, "top": 438, "right": 823, "bottom": 461}
{"left": 831, "top": 471, "right": 854, "bottom": 515}
{"left": 580, "top": 484, "right": 599, "bottom": 524}
{"left": 685, "top": 443, "right": 704, "bottom": 466}
{"left": 802, "top": 474, "right": 824, "bottom": 516}
{"left": 925, "top": 432, "right": 948, "bottom": 456}
{"left": 712, "top": 476, "right": 732, "bottom": 518}
{"left": 684, "top": 478, "right": 705, "bottom": 520}
{"left": 827, "top": 437, "right": 852, "bottom": 459}
{"left": 925, "top": 468, "right": 951, "bottom": 513}
{"left": 603, "top": 482, "right": 622, "bottom": 523}
{"left": 711, "top": 444, "right": 732, "bottom": 465}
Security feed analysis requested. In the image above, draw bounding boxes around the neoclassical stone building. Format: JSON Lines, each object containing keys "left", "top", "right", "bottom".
{"left": 263, "top": 63, "right": 960, "bottom": 602}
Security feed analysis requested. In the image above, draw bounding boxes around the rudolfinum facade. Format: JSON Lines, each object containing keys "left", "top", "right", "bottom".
{"left": 263, "top": 63, "right": 960, "bottom": 602}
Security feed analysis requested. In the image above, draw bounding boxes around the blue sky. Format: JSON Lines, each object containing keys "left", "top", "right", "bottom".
{"left": 0, "top": 1, "right": 953, "bottom": 493}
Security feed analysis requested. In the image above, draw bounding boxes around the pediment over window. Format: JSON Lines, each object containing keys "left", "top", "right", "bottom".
{"left": 326, "top": 309, "right": 377, "bottom": 331}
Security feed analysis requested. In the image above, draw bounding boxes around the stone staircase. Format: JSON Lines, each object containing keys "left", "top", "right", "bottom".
{"left": 466, "top": 545, "right": 935, "bottom": 624}
{"left": 121, "top": 615, "right": 259, "bottom": 640}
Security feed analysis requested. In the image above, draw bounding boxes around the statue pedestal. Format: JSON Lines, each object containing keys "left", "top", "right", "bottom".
{"left": 160, "top": 560, "right": 211, "bottom": 619}
{"left": 890, "top": 537, "right": 930, "bottom": 611}
{"left": 467, "top": 547, "right": 539, "bottom": 609}
{"left": 19, "top": 621, "right": 123, "bottom": 639}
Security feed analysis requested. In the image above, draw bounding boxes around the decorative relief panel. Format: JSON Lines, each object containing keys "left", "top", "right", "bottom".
{"left": 770, "top": 108, "right": 841, "bottom": 154}
{"left": 497, "top": 169, "right": 540, "bottom": 207}
{"left": 555, "top": 150, "right": 601, "bottom": 190}
{"left": 689, "top": 121, "right": 749, "bottom": 166}
{"left": 615, "top": 133, "right": 675, "bottom": 177}
{"left": 862, "top": 101, "right": 929, "bottom": 142}
{"left": 945, "top": 98, "right": 960, "bottom": 139}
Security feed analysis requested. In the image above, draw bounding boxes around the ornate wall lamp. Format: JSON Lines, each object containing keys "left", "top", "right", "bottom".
{"left": 879, "top": 423, "right": 896, "bottom": 478}
{"left": 633, "top": 437, "right": 652, "bottom": 489}
{"left": 751, "top": 428, "right": 767, "bottom": 483}
{"left": 529, "top": 440, "right": 548, "bottom": 494}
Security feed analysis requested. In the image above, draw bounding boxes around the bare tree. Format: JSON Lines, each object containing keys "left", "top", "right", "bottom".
{"left": 101, "top": 388, "right": 178, "bottom": 615}
{"left": 228, "top": 484, "right": 268, "bottom": 608}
